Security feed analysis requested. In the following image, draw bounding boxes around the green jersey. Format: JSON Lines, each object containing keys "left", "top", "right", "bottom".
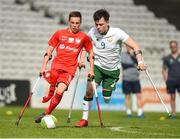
{"left": 88, "top": 27, "right": 129, "bottom": 71}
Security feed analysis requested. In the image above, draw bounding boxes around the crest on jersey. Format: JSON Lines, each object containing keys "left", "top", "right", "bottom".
{"left": 75, "top": 38, "right": 81, "bottom": 44}
{"left": 68, "top": 37, "right": 74, "bottom": 43}
{"left": 170, "top": 59, "right": 174, "bottom": 64}
{"left": 107, "top": 37, "right": 113, "bottom": 42}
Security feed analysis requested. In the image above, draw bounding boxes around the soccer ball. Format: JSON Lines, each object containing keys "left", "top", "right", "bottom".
{"left": 41, "top": 115, "right": 57, "bottom": 129}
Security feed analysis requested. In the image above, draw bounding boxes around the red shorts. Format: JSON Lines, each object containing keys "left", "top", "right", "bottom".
{"left": 43, "top": 69, "right": 74, "bottom": 86}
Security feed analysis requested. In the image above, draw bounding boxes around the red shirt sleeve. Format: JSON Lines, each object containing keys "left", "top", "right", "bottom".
{"left": 83, "top": 35, "right": 93, "bottom": 52}
{"left": 48, "top": 31, "right": 60, "bottom": 48}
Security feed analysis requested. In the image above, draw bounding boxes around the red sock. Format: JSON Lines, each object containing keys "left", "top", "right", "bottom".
{"left": 45, "top": 93, "right": 63, "bottom": 114}
{"left": 42, "top": 85, "right": 55, "bottom": 103}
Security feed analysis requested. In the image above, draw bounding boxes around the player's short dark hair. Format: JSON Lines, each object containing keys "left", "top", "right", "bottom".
{"left": 169, "top": 40, "right": 178, "bottom": 46}
{"left": 93, "top": 9, "right": 110, "bottom": 22}
{"left": 69, "top": 11, "right": 82, "bottom": 23}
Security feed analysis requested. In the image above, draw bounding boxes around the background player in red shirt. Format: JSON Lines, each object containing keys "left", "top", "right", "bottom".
{"left": 35, "top": 11, "right": 94, "bottom": 123}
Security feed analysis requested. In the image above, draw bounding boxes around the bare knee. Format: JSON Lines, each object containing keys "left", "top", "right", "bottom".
{"left": 56, "top": 82, "right": 68, "bottom": 95}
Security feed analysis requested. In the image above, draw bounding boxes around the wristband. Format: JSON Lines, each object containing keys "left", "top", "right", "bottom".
{"left": 138, "top": 61, "right": 143, "bottom": 64}
{"left": 44, "top": 53, "right": 52, "bottom": 61}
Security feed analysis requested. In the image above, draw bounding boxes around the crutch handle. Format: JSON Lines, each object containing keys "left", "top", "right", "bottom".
{"left": 88, "top": 74, "right": 95, "bottom": 82}
{"left": 79, "top": 65, "right": 85, "bottom": 69}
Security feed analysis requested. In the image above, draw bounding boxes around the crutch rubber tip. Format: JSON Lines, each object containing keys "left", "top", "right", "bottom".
{"left": 168, "top": 114, "right": 172, "bottom": 118}
{"left": 15, "top": 121, "right": 19, "bottom": 126}
{"left": 101, "top": 123, "right": 104, "bottom": 128}
{"left": 67, "top": 118, "right": 71, "bottom": 123}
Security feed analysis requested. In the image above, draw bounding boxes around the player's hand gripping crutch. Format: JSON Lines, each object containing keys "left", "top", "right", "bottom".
{"left": 67, "top": 68, "right": 82, "bottom": 123}
{"left": 15, "top": 74, "right": 42, "bottom": 126}
{"left": 145, "top": 69, "right": 172, "bottom": 118}
{"left": 92, "top": 79, "right": 104, "bottom": 128}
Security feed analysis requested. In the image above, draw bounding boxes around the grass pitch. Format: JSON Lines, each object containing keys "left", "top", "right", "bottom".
{"left": 0, "top": 106, "right": 179, "bottom": 138}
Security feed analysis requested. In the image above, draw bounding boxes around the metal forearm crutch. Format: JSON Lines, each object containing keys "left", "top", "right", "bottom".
{"left": 92, "top": 80, "right": 104, "bottom": 128}
{"left": 145, "top": 69, "right": 172, "bottom": 117}
{"left": 15, "top": 74, "right": 42, "bottom": 126}
{"left": 67, "top": 68, "right": 82, "bottom": 123}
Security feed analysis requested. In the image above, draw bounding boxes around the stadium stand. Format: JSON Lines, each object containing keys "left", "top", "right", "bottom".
{"left": 134, "top": 0, "right": 180, "bottom": 30}
{"left": 0, "top": 0, "right": 180, "bottom": 87}
{"left": 0, "top": 0, "right": 66, "bottom": 82}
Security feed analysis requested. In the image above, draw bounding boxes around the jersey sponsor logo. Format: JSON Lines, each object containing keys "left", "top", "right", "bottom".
{"left": 59, "top": 44, "right": 65, "bottom": 49}
{"left": 60, "top": 36, "right": 68, "bottom": 41}
{"left": 59, "top": 44, "right": 78, "bottom": 52}
{"left": 66, "top": 46, "right": 78, "bottom": 52}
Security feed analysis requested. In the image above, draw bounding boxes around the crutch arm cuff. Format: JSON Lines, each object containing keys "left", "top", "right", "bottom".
{"left": 87, "top": 74, "right": 94, "bottom": 81}
{"left": 134, "top": 50, "right": 142, "bottom": 56}
{"left": 84, "top": 96, "right": 93, "bottom": 101}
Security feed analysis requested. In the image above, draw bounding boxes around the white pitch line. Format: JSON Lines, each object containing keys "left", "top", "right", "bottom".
{"left": 109, "top": 126, "right": 176, "bottom": 137}
{"left": 110, "top": 126, "right": 141, "bottom": 134}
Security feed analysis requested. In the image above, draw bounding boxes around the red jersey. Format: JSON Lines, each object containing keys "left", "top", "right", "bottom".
{"left": 48, "top": 28, "right": 92, "bottom": 76}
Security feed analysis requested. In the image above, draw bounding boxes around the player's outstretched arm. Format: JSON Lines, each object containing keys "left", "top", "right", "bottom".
{"left": 124, "top": 37, "right": 146, "bottom": 71}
